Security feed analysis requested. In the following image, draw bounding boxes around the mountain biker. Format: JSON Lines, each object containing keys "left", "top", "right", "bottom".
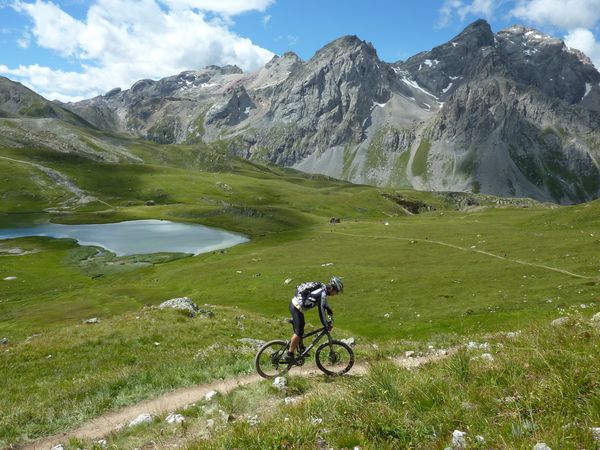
{"left": 285, "top": 276, "right": 344, "bottom": 362}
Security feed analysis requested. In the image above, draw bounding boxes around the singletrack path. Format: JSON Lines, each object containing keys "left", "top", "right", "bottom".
{"left": 324, "top": 230, "right": 593, "bottom": 280}
{"left": 19, "top": 348, "right": 456, "bottom": 449}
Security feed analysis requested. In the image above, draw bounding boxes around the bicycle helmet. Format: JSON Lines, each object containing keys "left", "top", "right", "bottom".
{"left": 329, "top": 276, "right": 344, "bottom": 293}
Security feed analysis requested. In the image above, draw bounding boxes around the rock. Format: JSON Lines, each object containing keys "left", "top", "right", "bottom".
{"left": 246, "top": 415, "right": 259, "bottom": 426}
{"left": 551, "top": 316, "right": 569, "bottom": 326}
{"left": 475, "top": 435, "right": 485, "bottom": 443}
{"left": 85, "top": 317, "right": 98, "bottom": 324}
{"left": 284, "top": 396, "right": 299, "bottom": 405}
{"left": 206, "top": 418, "right": 215, "bottom": 428}
{"left": 159, "top": 297, "right": 199, "bottom": 317}
{"left": 591, "top": 427, "right": 600, "bottom": 441}
{"left": 129, "top": 413, "right": 153, "bottom": 427}
{"left": 50, "top": 445, "right": 65, "bottom": 450}
{"left": 321, "top": 262, "right": 334, "bottom": 267}
{"left": 128, "top": 414, "right": 153, "bottom": 427}
{"left": 311, "top": 417, "right": 323, "bottom": 425}
{"left": 273, "top": 376, "right": 287, "bottom": 391}
{"left": 405, "top": 350, "right": 415, "bottom": 358}
{"left": 452, "top": 429, "right": 467, "bottom": 448}
{"left": 384, "top": 313, "right": 391, "bottom": 318}
{"left": 284, "top": 278, "right": 293, "bottom": 284}
{"left": 591, "top": 312, "right": 600, "bottom": 323}
{"left": 144, "top": 200, "right": 155, "bottom": 206}
{"left": 479, "top": 353, "right": 494, "bottom": 361}
{"left": 204, "top": 390, "right": 218, "bottom": 401}
{"left": 96, "top": 439, "right": 108, "bottom": 447}
{"left": 341, "top": 337, "right": 355, "bottom": 346}
{"left": 467, "top": 341, "right": 490, "bottom": 350}
{"left": 3, "top": 276, "right": 16, "bottom": 281}
{"left": 165, "top": 413, "right": 185, "bottom": 424}
{"left": 0, "top": 338, "right": 7, "bottom": 345}
{"left": 533, "top": 443, "right": 552, "bottom": 450}
{"left": 237, "top": 338, "right": 266, "bottom": 349}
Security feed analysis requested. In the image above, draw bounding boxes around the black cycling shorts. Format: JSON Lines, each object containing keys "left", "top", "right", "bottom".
{"left": 289, "top": 301, "right": 305, "bottom": 337}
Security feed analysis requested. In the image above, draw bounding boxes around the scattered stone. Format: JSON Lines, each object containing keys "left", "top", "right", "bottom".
{"left": 153, "top": 342, "right": 160, "bottom": 346}
{"left": 204, "top": 390, "right": 218, "bottom": 401}
{"left": 218, "top": 409, "right": 235, "bottom": 422}
{"left": 479, "top": 353, "right": 494, "bottom": 361}
{"left": 405, "top": 350, "right": 415, "bottom": 358}
{"left": 237, "top": 338, "right": 266, "bottom": 349}
{"left": 206, "top": 418, "right": 215, "bottom": 428}
{"left": 0, "top": 338, "right": 7, "bottom": 345}
{"left": 384, "top": 313, "right": 391, "bottom": 318}
{"left": 46, "top": 354, "right": 52, "bottom": 359}
{"left": 246, "top": 415, "right": 259, "bottom": 426}
{"left": 591, "top": 312, "right": 600, "bottom": 323}
{"left": 329, "top": 217, "right": 341, "bottom": 224}
{"left": 159, "top": 297, "right": 199, "bottom": 317}
{"left": 273, "top": 376, "right": 287, "bottom": 391}
{"left": 551, "top": 316, "right": 569, "bottom": 326}
{"left": 50, "top": 445, "right": 65, "bottom": 450}
{"left": 216, "top": 181, "right": 232, "bottom": 191}
{"left": 85, "top": 317, "right": 98, "bottom": 324}
{"left": 3, "top": 276, "right": 16, "bottom": 281}
{"left": 321, "top": 262, "right": 334, "bottom": 266}
{"left": 533, "top": 443, "right": 552, "bottom": 450}
{"left": 311, "top": 417, "right": 323, "bottom": 425}
{"left": 452, "top": 429, "right": 467, "bottom": 448}
{"left": 384, "top": 221, "right": 389, "bottom": 226}
{"left": 284, "top": 396, "right": 299, "bottom": 405}
{"left": 96, "top": 439, "right": 108, "bottom": 447}
{"left": 341, "top": 337, "right": 355, "bottom": 346}
{"left": 165, "top": 413, "right": 185, "bottom": 424}
{"left": 506, "top": 331, "right": 521, "bottom": 338}
{"left": 129, "top": 413, "right": 153, "bottom": 427}
{"left": 475, "top": 435, "right": 486, "bottom": 444}
{"left": 467, "top": 341, "right": 490, "bottom": 350}
{"left": 144, "top": 200, "right": 155, "bottom": 206}
{"left": 591, "top": 427, "right": 600, "bottom": 441}
{"left": 284, "top": 278, "right": 293, "bottom": 284}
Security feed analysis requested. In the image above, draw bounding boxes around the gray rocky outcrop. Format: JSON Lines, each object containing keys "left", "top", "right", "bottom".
{"left": 159, "top": 297, "right": 199, "bottom": 316}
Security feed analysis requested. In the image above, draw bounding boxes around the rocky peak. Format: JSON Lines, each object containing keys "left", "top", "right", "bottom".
{"left": 452, "top": 19, "right": 495, "bottom": 48}
{"left": 312, "top": 35, "right": 378, "bottom": 62}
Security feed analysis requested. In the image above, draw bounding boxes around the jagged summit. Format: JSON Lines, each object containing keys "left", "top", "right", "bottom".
{"left": 312, "top": 34, "right": 378, "bottom": 60}
{"left": 452, "top": 18, "right": 495, "bottom": 47}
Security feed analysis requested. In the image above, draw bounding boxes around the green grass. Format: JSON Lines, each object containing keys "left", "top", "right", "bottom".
{"left": 411, "top": 139, "right": 430, "bottom": 178}
{"left": 2, "top": 127, "right": 600, "bottom": 447}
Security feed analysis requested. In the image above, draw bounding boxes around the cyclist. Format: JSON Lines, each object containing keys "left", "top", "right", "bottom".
{"left": 285, "top": 276, "right": 344, "bottom": 362}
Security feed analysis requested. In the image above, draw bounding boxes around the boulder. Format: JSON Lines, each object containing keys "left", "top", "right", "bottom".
{"left": 0, "top": 338, "right": 7, "bottom": 345}
{"left": 452, "top": 429, "right": 467, "bottom": 448}
{"left": 533, "top": 444, "right": 552, "bottom": 450}
{"left": 273, "top": 376, "right": 287, "bottom": 391}
{"left": 85, "top": 317, "right": 98, "bottom": 324}
{"left": 159, "top": 297, "right": 199, "bottom": 317}
{"left": 129, "top": 413, "right": 153, "bottom": 427}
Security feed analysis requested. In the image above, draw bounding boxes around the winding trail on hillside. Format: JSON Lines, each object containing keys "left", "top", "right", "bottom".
{"left": 0, "top": 155, "right": 114, "bottom": 209}
{"left": 325, "top": 230, "right": 594, "bottom": 280}
{"left": 19, "top": 349, "right": 457, "bottom": 450}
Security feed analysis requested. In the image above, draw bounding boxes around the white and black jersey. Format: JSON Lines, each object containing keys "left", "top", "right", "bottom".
{"left": 291, "top": 281, "right": 333, "bottom": 327}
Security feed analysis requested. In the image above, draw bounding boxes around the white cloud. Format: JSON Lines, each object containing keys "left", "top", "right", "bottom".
{"left": 565, "top": 28, "right": 600, "bottom": 68}
{"left": 438, "top": 0, "right": 498, "bottom": 27}
{"left": 510, "top": 0, "right": 600, "bottom": 30}
{"left": 2, "top": 0, "right": 275, "bottom": 101}
{"left": 161, "top": 0, "right": 274, "bottom": 15}
{"left": 262, "top": 14, "right": 271, "bottom": 27}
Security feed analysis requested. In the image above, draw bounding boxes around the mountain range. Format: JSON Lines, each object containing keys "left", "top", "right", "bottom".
{"left": 3, "top": 19, "right": 600, "bottom": 204}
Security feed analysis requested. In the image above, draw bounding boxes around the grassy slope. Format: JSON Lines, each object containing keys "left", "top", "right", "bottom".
{"left": 1, "top": 133, "right": 599, "bottom": 447}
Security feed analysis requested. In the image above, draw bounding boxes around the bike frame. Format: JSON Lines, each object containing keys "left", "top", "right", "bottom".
{"left": 297, "top": 325, "right": 332, "bottom": 358}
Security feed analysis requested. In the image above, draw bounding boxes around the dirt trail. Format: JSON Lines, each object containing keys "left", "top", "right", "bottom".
{"left": 20, "top": 349, "right": 455, "bottom": 449}
{"left": 325, "top": 230, "right": 594, "bottom": 279}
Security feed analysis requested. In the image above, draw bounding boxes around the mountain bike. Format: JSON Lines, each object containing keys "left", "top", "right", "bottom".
{"left": 255, "top": 317, "right": 354, "bottom": 378}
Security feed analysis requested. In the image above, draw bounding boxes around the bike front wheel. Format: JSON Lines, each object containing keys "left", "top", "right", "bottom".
{"left": 255, "top": 339, "right": 290, "bottom": 378}
{"left": 315, "top": 340, "right": 354, "bottom": 376}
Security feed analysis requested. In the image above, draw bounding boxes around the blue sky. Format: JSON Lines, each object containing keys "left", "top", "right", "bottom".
{"left": 1, "top": 0, "right": 600, "bottom": 101}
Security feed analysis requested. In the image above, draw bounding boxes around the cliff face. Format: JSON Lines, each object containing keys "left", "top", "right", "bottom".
{"left": 60, "top": 20, "right": 600, "bottom": 204}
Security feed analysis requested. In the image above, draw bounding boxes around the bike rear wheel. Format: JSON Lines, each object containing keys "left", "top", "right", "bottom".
{"left": 315, "top": 340, "right": 354, "bottom": 376}
{"left": 255, "top": 339, "right": 290, "bottom": 378}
